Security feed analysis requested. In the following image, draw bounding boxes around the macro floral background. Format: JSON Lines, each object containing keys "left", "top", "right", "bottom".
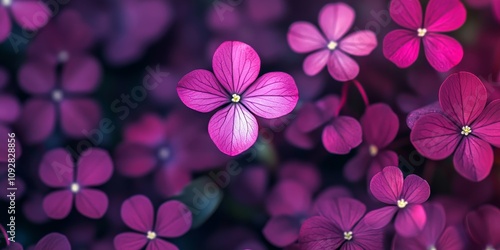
{"left": 0, "top": 0, "right": 500, "bottom": 249}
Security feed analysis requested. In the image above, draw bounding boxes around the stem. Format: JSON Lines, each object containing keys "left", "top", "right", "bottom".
{"left": 336, "top": 82, "right": 350, "bottom": 116}
{"left": 352, "top": 79, "right": 369, "bottom": 107}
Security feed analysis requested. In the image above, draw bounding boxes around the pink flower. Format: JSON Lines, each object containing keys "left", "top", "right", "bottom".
{"left": 39, "top": 148, "right": 113, "bottom": 219}
{"left": 410, "top": 72, "right": 500, "bottom": 182}
{"left": 383, "top": 0, "right": 466, "bottom": 72}
{"left": 287, "top": 3, "right": 377, "bottom": 81}
{"left": 364, "top": 166, "right": 430, "bottom": 237}
{"left": 114, "top": 195, "right": 192, "bottom": 250}
{"left": 465, "top": 205, "right": 500, "bottom": 249}
{"left": 177, "top": 41, "right": 299, "bottom": 156}
{"left": 34, "top": 233, "right": 71, "bottom": 250}
{"left": 0, "top": 0, "right": 50, "bottom": 42}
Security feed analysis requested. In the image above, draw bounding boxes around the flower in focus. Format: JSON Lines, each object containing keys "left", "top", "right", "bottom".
{"left": 40, "top": 148, "right": 113, "bottom": 219}
{"left": 364, "top": 166, "right": 430, "bottom": 237}
{"left": 177, "top": 41, "right": 299, "bottom": 156}
{"left": 287, "top": 3, "right": 377, "bottom": 81}
{"left": 383, "top": 0, "right": 466, "bottom": 71}
{"left": 410, "top": 72, "right": 500, "bottom": 182}
{"left": 465, "top": 205, "right": 500, "bottom": 249}
{"left": 0, "top": 0, "right": 50, "bottom": 42}
{"left": 114, "top": 195, "right": 192, "bottom": 250}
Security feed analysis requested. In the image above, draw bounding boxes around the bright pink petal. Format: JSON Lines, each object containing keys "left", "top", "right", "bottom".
{"left": 263, "top": 215, "right": 300, "bottom": 247}
{"left": 367, "top": 150, "right": 399, "bottom": 181}
{"left": 389, "top": 0, "right": 422, "bottom": 29}
{"left": 347, "top": 220, "right": 385, "bottom": 249}
{"left": 339, "top": 31, "right": 377, "bottom": 56}
{"left": 395, "top": 204, "right": 427, "bottom": 237}
{"left": 43, "top": 190, "right": 73, "bottom": 219}
{"left": 453, "top": 137, "right": 493, "bottom": 182}
{"left": 319, "top": 3, "right": 355, "bottom": 41}
{"left": 383, "top": 29, "right": 420, "bottom": 68}
{"left": 287, "top": 22, "right": 326, "bottom": 53}
{"left": 317, "top": 198, "right": 366, "bottom": 231}
{"left": 466, "top": 205, "right": 500, "bottom": 247}
{"left": 424, "top": 0, "right": 466, "bottom": 32}
{"left": 62, "top": 56, "right": 101, "bottom": 94}
{"left": 77, "top": 149, "right": 113, "bottom": 186}
{"left": 11, "top": 1, "right": 50, "bottom": 30}
{"left": 121, "top": 195, "right": 154, "bottom": 232}
{"left": 18, "top": 98, "right": 56, "bottom": 144}
{"left": 266, "top": 180, "right": 311, "bottom": 216}
{"left": 75, "top": 188, "right": 108, "bottom": 219}
{"left": 60, "top": 98, "right": 101, "bottom": 138}
{"left": 208, "top": 104, "right": 258, "bottom": 156}
{"left": 146, "top": 239, "right": 178, "bottom": 250}
{"left": 212, "top": 41, "right": 261, "bottom": 94}
{"left": 114, "top": 232, "right": 148, "bottom": 250}
{"left": 421, "top": 203, "right": 446, "bottom": 246}
{"left": 242, "top": 72, "right": 298, "bottom": 119}
{"left": 410, "top": 113, "right": 461, "bottom": 160}
{"left": 436, "top": 227, "right": 464, "bottom": 250}
{"left": 18, "top": 61, "right": 56, "bottom": 94}
{"left": 302, "top": 49, "right": 329, "bottom": 76}
{"left": 39, "top": 149, "right": 74, "bottom": 188}
{"left": 322, "top": 116, "right": 362, "bottom": 154}
{"left": 177, "top": 69, "right": 229, "bottom": 113}
{"left": 423, "top": 33, "right": 463, "bottom": 72}
{"left": 34, "top": 233, "right": 71, "bottom": 250}
{"left": 0, "top": 7, "right": 11, "bottom": 42}
{"left": 363, "top": 206, "right": 398, "bottom": 229}
{"left": 114, "top": 143, "right": 156, "bottom": 177}
{"left": 327, "top": 50, "right": 359, "bottom": 82}
{"left": 361, "top": 103, "right": 399, "bottom": 148}
{"left": 401, "top": 175, "right": 430, "bottom": 204}
{"left": 471, "top": 99, "right": 500, "bottom": 147}
{"left": 155, "top": 200, "right": 192, "bottom": 237}
{"left": 370, "top": 166, "right": 403, "bottom": 204}
{"left": 299, "top": 216, "right": 344, "bottom": 250}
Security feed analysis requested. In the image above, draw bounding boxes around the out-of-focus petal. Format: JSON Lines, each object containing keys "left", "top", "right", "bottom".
{"left": 123, "top": 114, "right": 165, "bottom": 146}
{"left": 423, "top": 34, "right": 463, "bottom": 72}
{"left": 322, "top": 116, "right": 362, "bottom": 154}
{"left": 177, "top": 69, "right": 229, "bottom": 113}
{"left": 60, "top": 98, "right": 101, "bottom": 138}
{"left": 303, "top": 49, "right": 329, "bottom": 76}
{"left": 121, "top": 195, "right": 154, "bottom": 232}
{"left": 395, "top": 204, "right": 427, "bottom": 237}
{"left": 317, "top": 198, "right": 366, "bottom": 231}
{"left": 453, "top": 137, "right": 493, "bottom": 182}
{"left": 383, "top": 29, "right": 420, "bottom": 68}
{"left": 389, "top": 0, "right": 422, "bottom": 29}
{"left": 263, "top": 215, "right": 301, "bottom": 247}
{"left": 75, "top": 189, "right": 108, "bottom": 219}
{"left": 34, "top": 233, "right": 71, "bottom": 250}
{"left": 327, "top": 50, "right": 359, "bottom": 82}
{"left": 318, "top": 3, "right": 355, "bottom": 41}
{"left": 0, "top": 94, "right": 20, "bottom": 123}
{"left": 0, "top": 8, "right": 11, "bottom": 42}
{"left": 77, "top": 149, "right": 113, "bottom": 186}
{"left": 343, "top": 149, "right": 371, "bottom": 182}
{"left": 339, "top": 31, "right": 377, "bottom": 56}
{"left": 11, "top": 1, "right": 50, "bottom": 30}
{"left": 43, "top": 190, "right": 73, "bottom": 219}
{"left": 363, "top": 206, "right": 398, "bottom": 229}
{"left": 113, "top": 232, "right": 148, "bottom": 250}
{"left": 287, "top": 22, "right": 326, "bottom": 53}
{"left": 155, "top": 201, "right": 192, "bottom": 237}
{"left": 114, "top": 143, "right": 156, "bottom": 177}
{"left": 424, "top": 0, "right": 466, "bottom": 32}
{"left": 361, "top": 103, "right": 399, "bottom": 148}
{"left": 369, "top": 166, "right": 403, "bottom": 204}
{"left": 154, "top": 165, "right": 192, "bottom": 197}
{"left": 39, "top": 149, "right": 74, "bottom": 188}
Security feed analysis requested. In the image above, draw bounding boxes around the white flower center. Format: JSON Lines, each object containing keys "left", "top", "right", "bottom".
{"left": 397, "top": 199, "right": 408, "bottom": 208}
{"left": 369, "top": 145, "right": 378, "bottom": 157}
{"left": 70, "top": 183, "right": 80, "bottom": 193}
{"left": 343, "top": 231, "right": 353, "bottom": 240}
{"left": 231, "top": 93, "right": 241, "bottom": 103}
{"left": 417, "top": 28, "right": 427, "bottom": 37}
{"left": 485, "top": 245, "right": 496, "bottom": 250}
{"left": 327, "top": 41, "right": 338, "bottom": 50}
{"left": 2, "top": 0, "right": 12, "bottom": 7}
{"left": 428, "top": 245, "right": 437, "bottom": 250}
{"left": 158, "top": 147, "right": 170, "bottom": 160}
{"left": 52, "top": 89, "right": 64, "bottom": 102}
{"left": 146, "top": 231, "right": 157, "bottom": 240}
{"left": 461, "top": 126, "right": 472, "bottom": 136}
{"left": 58, "top": 50, "right": 69, "bottom": 63}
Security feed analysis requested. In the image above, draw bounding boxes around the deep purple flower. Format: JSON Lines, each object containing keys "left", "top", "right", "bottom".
{"left": 465, "top": 205, "right": 500, "bottom": 249}
{"left": 0, "top": 0, "right": 50, "bottom": 42}
{"left": 410, "top": 72, "right": 500, "bottom": 181}
{"left": 114, "top": 195, "right": 192, "bottom": 250}
{"left": 299, "top": 197, "right": 384, "bottom": 249}
{"left": 364, "top": 166, "right": 430, "bottom": 237}
{"left": 40, "top": 148, "right": 113, "bottom": 219}
{"left": 177, "top": 41, "right": 299, "bottom": 156}
{"left": 34, "top": 233, "right": 71, "bottom": 250}
{"left": 344, "top": 104, "right": 399, "bottom": 182}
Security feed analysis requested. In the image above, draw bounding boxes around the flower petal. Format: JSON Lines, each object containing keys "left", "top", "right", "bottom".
{"left": 424, "top": 0, "right": 466, "bottom": 32}
{"left": 146, "top": 239, "right": 178, "bottom": 250}
{"left": 299, "top": 216, "right": 343, "bottom": 250}
{"left": 423, "top": 33, "right": 463, "bottom": 72}
{"left": 435, "top": 227, "right": 464, "bottom": 250}
{"left": 401, "top": 175, "right": 430, "bottom": 204}
{"left": 465, "top": 205, "right": 500, "bottom": 246}
{"left": 121, "top": 195, "right": 154, "bottom": 232}
{"left": 410, "top": 113, "right": 461, "bottom": 160}
{"left": 177, "top": 69, "right": 229, "bottom": 113}
{"left": 348, "top": 220, "right": 385, "bottom": 249}
{"left": 367, "top": 150, "right": 399, "bottom": 181}
{"left": 369, "top": 166, "right": 403, "bottom": 204}
{"left": 327, "top": 50, "right": 359, "bottom": 82}
{"left": 317, "top": 197, "right": 366, "bottom": 231}
{"left": 212, "top": 41, "right": 261, "bottom": 94}
{"left": 471, "top": 99, "right": 500, "bottom": 147}
{"left": 395, "top": 204, "right": 427, "bottom": 237}
{"left": 266, "top": 180, "right": 312, "bottom": 216}
{"left": 18, "top": 98, "right": 56, "bottom": 144}
{"left": 343, "top": 148, "right": 371, "bottom": 182}
{"left": 339, "top": 31, "right": 377, "bottom": 56}
{"left": 361, "top": 103, "right": 399, "bottom": 148}
{"left": 0, "top": 7, "right": 11, "bottom": 42}
{"left": 60, "top": 98, "right": 101, "bottom": 138}
{"left": 18, "top": 61, "right": 56, "bottom": 94}
{"left": 406, "top": 101, "right": 443, "bottom": 129}
{"left": 383, "top": 29, "right": 420, "bottom": 68}
{"left": 208, "top": 104, "right": 258, "bottom": 156}
{"left": 114, "top": 143, "right": 156, "bottom": 177}
{"left": 453, "top": 137, "right": 493, "bottom": 182}
{"left": 114, "top": 232, "right": 148, "bottom": 250}
{"left": 303, "top": 49, "right": 329, "bottom": 76}
{"left": 39, "top": 149, "right": 74, "bottom": 188}
{"left": 77, "top": 149, "right": 113, "bottom": 186}
{"left": 11, "top": 1, "right": 50, "bottom": 30}
{"left": 287, "top": 21, "right": 326, "bottom": 53}
{"left": 319, "top": 3, "right": 355, "bottom": 41}
{"left": 263, "top": 215, "right": 301, "bottom": 247}
{"left": 62, "top": 56, "right": 101, "bottom": 94}
{"left": 363, "top": 206, "right": 398, "bottom": 229}
{"left": 155, "top": 200, "right": 192, "bottom": 237}
{"left": 242, "top": 72, "right": 299, "bottom": 119}
{"left": 75, "top": 188, "right": 108, "bottom": 219}
{"left": 154, "top": 165, "right": 192, "bottom": 197}
{"left": 390, "top": 0, "right": 423, "bottom": 29}
{"left": 34, "top": 233, "right": 71, "bottom": 250}
{"left": 43, "top": 190, "right": 73, "bottom": 219}
{"left": 322, "top": 116, "right": 362, "bottom": 154}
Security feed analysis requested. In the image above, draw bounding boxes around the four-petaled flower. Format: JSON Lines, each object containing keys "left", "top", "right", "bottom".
{"left": 0, "top": 0, "right": 50, "bottom": 42}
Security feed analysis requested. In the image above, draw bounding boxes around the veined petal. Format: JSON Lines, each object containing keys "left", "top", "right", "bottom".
{"left": 114, "top": 232, "right": 148, "bottom": 250}
{"left": 146, "top": 239, "right": 178, "bottom": 250}
{"left": 0, "top": 7, "right": 11, "bottom": 42}
{"left": 465, "top": 205, "right": 500, "bottom": 247}
{"left": 453, "top": 137, "right": 493, "bottom": 182}
{"left": 383, "top": 29, "right": 420, "bottom": 68}
{"left": 39, "top": 149, "right": 74, "bottom": 188}
{"left": 77, "top": 148, "right": 113, "bottom": 186}
{"left": 389, "top": 0, "right": 423, "bottom": 29}
{"left": 361, "top": 103, "right": 399, "bottom": 148}
{"left": 11, "top": 1, "right": 50, "bottom": 30}
{"left": 424, "top": 0, "right": 466, "bottom": 32}
{"left": 303, "top": 49, "right": 329, "bottom": 76}
{"left": 401, "top": 175, "right": 430, "bottom": 204}
{"left": 327, "top": 50, "right": 359, "bottom": 82}
{"left": 34, "top": 233, "right": 71, "bottom": 250}
{"left": 369, "top": 166, "right": 403, "bottom": 204}
{"left": 177, "top": 69, "right": 229, "bottom": 113}
{"left": 43, "top": 190, "right": 73, "bottom": 219}
{"left": 435, "top": 227, "right": 464, "bottom": 250}
{"left": 363, "top": 206, "right": 398, "bottom": 229}
{"left": 423, "top": 34, "right": 463, "bottom": 72}
{"left": 471, "top": 100, "right": 500, "bottom": 147}
{"left": 339, "top": 31, "right": 377, "bottom": 56}
{"left": 322, "top": 116, "right": 362, "bottom": 154}
{"left": 287, "top": 21, "right": 327, "bottom": 53}
{"left": 60, "top": 98, "right": 101, "bottom": 138}
{"left": 121, "top": 195, "right": 154, "bottom": 232}
{"left": 319, "top": 3, "right": 355, "bottom": 41}
{"left": 299, "top": 216, "right": 344, "bottom": 250}
{"left": 75, "top": 188, "right": 108, "bottom": 219}
{"left": 155, "top": 201, "right": 192, "bottom": 237}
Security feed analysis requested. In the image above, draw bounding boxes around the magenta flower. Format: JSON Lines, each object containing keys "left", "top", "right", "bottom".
{"left": 34, "top": 233, "right": 71, "bottom": 250}
{"left": 0, "top": 0, "right": 50, "bottom": 42}
{"left": 177, "top": 41, "right": 299, "bottom": 156}
{"left": 299, "top": 197, "right": 384, "bottom": 249}
{"left": 343, "top": 104, "right": 399, "bottom": 182}
{"left": 40, "top": 148, "right": 113, "bottom": 219}
{"left": 364, "top": 166, "right": 430, "bottom": 237}
{"left": 392, "top": 203, "right": 464, "bottom": 250}
{"left": 383, "top": 0, "right": 466, "bottom": 72}
{"left": 410, "top": 72, "right": 500, "bottom": 182}
{"left": 465, "top": 205, "right": 500, "bottom": 249}
{"left": 114, "top": 195, "right": 192, "bottom": 250}
{"left": 287, "top": 3, "right": 377, "bottom": 81}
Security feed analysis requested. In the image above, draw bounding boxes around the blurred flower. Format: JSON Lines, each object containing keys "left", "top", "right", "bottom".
{"left": 0, "top": 0, "right": 50, "bottom": 42}
{"left": 364, "top": 166, "right": 430, "bottom": 237}
{"left": 114, "top": 195, "right": 192, "bottom": 250}
{"left": 177, "top": 41, "right": 299, "bottom": 156}
{"left": 34, "top": 233, "right": 71, "bottom": 250}
{"left": 40, "top": 148, "right": 113, "bottom": 219}
{"left": 278, "top": 161, "right": 321, "bottom": 193}
{"left": 465, "top": 205, "right": 500, "bottom": 249}
{"left": 383, "top": 0, "right": 466, "bottom": 71}
{"left": 287, "top": 3, "right": 377, "bottom": 81}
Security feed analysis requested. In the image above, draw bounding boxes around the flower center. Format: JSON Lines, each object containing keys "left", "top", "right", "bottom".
{"left": 343, "top": 231, "right": 353, "bottom": 240}
{"left": 146, "top": 231, "right": 157, "bottom": 240}
{"left": 58, "top": 50, "right": 69, "bottom": 63}
{"left": 417, "top": 28, "right": 427, "bottom": 37}
{"left": 369, "top": 145, "right": 378, "bottom": 156}
{"left": 461, "top": 125, "right": 472, "bottom": 136}
{"left": 70, "top": 183, "right": 80, "bottom": 193}
{"left": 157, "top": 147, "right": 170, "bottom": 161}
{"left": 2, "top": 0, "right": 12, "bottom": 7}
{"left": 428, "top": 246, "right": 437, "bottom": 250}
{"left": 397, "top": 199, "right": 408, "bottom": 208}
{"left": 231, "top": 94, "right": 241, "bottom": 103}
{"left": 485, "top": 245, "right": 496, "bottom": 250}
{"left": 52, "top": 89, "right": 64, "bottom": 102}
{"left": 327, "top": 41, "right": 338, "bottom": 50}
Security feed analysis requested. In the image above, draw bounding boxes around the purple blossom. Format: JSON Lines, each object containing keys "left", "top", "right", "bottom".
{"left": 465, "top": 205, "right": 500, "bottom": 249}
{"left": 0, "top": 0, "right": 50, "bottom": 42}
{"left": 34, "top": 233, "right": 71, "bottom": 250}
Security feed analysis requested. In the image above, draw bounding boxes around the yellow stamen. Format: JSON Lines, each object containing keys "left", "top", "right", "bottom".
{"left": 417, "top": 28, "right": 427, "bottom": 37}
{"left": 343, "top": 231, "right": 353, "bottom": 240}
{"left": 327, "top": 41, "right": 338, "bottom": 50}
{"left": 70, "top": 183, "right": 80, "bottom": 193}
{"left": 461, "top": 126, "right": 472, "bottom": 136}
{"left": 231, "top": 94, "right": 241, "bottom": 103}
{"left": 397, "top": 199, "right": 408, "bottom": 208}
